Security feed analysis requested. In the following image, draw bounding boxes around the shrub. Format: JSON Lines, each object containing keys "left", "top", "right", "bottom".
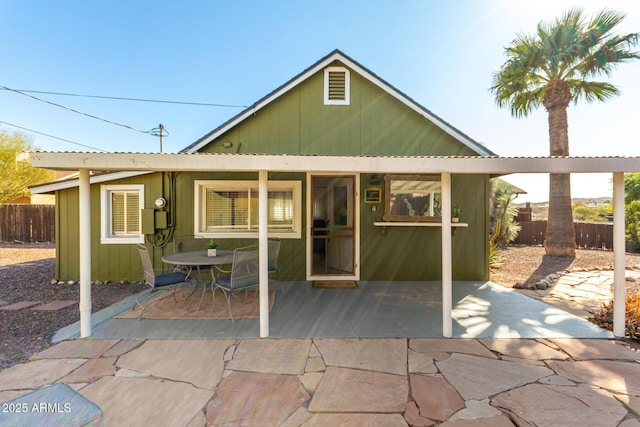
{"left": 590, "top": 294, "right": 640, "bottom": 341}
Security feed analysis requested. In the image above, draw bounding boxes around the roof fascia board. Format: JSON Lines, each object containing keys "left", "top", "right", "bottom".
{"left": 27, "top": 152, "right": 640, "bottom": 175}
{"left": 29, "top": 170, "right": 152, "bottom": 194}
{"left": 184, "top": 51, "right": 494, "bottom": 156}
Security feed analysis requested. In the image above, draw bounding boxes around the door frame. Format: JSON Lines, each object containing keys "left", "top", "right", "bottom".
{"left": 306, "top": 172, "right": 360, "bottom": 281}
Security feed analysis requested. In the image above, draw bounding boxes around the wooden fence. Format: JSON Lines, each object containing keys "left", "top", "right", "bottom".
{"left": 0, "top": 204, "right": 55, "bottom": 243}
{"left": 514, "top": 220, "right": 613, "bottom": 249}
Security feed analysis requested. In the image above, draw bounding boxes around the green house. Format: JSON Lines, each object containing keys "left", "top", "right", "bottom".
{"left": 32, "top": 50, "right": 494, "bottom": 284}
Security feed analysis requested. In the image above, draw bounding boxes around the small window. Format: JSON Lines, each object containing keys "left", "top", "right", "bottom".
{"left": 101, "top": 185, "right": 144, "bottom": 244}
{"left": 194, "top": 180, "right": 302, "bottom": 238}
{"left": 383, "top": 174, "right": 442, "bottom": 222}
{"left": 324, "top": 66, "right": 350, "bottom": 105}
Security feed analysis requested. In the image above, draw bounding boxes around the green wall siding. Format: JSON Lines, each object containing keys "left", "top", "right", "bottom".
{"left": 56, "top": 171, "right": 489, "bottom": 282}
{"left": 360, "top": 174, "right": 489, "bottom": 281}
{"left": 54, "top": 60, "right": 490, "bottom": 282}
{"left": 200, "top": 63, "right": 479, "bottom": 157}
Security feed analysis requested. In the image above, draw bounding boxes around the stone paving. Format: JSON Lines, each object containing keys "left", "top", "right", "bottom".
{"left": 517, "top": 269, "right": 640, "bottom": 319}
{"left": 1, "top": 337, "right": 640, "bottom": 426}
{"left": 0, "top": 299, "right": 77, "bottom": 311}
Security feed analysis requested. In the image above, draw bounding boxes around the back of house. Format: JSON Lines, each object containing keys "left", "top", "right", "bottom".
{"left": 31, "top": 50, "right": 494, "bottom": 283}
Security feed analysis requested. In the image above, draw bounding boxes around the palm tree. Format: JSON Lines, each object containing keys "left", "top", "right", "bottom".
{"left": 490, "top": 8, "right": 639, "bottom": 257}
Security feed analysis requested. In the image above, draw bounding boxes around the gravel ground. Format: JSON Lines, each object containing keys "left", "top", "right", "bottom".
{"left": 490, "top": 244, "right": 640, "bottom": 289}
{"left": 0, "top": 243, "right": 145, "bottom": 371}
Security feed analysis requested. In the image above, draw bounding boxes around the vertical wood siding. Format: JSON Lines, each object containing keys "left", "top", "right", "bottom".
{"left": 54, "top": 63, "right": 490, "bottom": 281}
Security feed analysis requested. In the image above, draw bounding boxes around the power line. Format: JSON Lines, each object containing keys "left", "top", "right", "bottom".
{"left": 1, "top": 85, "right": 153, "bottom": 135}
{"left": 0, "top": 88, "right": 248, "bottom": 108}
{"left": 0, "top": 120, "right": 108, "bottom": 152}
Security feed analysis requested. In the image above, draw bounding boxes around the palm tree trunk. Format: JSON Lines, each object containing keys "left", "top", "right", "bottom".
{"left": 544, "top": 103, "right": 576, "bottom": 257}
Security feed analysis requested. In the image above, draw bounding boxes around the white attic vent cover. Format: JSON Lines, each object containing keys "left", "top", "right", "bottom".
{"left": 324, "top": 66, "right": 350, "bottom": 105}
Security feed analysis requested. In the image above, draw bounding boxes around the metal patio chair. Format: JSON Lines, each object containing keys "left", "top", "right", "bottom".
{"left": 134, "top": 243, "right": 189, "bottom": 319}
{"left": 213, "top": 246, "right": 260, "bottom": 321}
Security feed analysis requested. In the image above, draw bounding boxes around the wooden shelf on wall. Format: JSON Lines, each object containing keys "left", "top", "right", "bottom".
{"left": 373, "top": 221, "right": 468, "bottom": 228}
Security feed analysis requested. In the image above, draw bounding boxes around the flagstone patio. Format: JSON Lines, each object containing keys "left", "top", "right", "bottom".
{"left": 1, "top": 337, "right": 640, "bottom": 426}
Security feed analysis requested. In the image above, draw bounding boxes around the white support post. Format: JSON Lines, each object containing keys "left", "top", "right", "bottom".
{"left": 613, "top": 172, "right": 626, "bottom": 337}
{"left": 258, "top": 170, "right": 269, "bottom": 338}
{"left": 441, "top": 172, "right": 453, "bottom": 338}
{"left": 79, "top": 168, "right": 92, "bottom": 337}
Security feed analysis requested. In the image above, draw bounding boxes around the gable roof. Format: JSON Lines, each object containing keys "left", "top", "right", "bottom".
{"left": 181, "top": 49, "right": 495, "bottom": 156}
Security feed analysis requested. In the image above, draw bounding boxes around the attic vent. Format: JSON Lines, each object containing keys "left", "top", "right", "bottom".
{"left": 324, "top": 66, "right": 350, "bottom": 105}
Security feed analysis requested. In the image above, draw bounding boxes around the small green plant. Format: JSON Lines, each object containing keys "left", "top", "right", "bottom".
{"left": 207, "top": 240, "right": 218, "bottom": 249}
{"left": 453, "top": 206, "right": 462, "bottom": 219}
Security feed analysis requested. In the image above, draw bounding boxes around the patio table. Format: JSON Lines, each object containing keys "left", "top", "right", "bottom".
{"left": 162, "top": 250, "right": 233, "bottom": 311}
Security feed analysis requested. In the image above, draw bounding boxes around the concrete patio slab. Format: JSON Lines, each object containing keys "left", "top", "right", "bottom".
{"left": 32, "top": 300, "right": 77, "bottom": 311}
{"left": 0, "top": 358, "right": 86, "bottom": 391}
{"left": 314, "top": 338, "right": 407, "bottom": 375}
{"left": 80, "top": 376, "right": 212, "bottom": 427}
{"left": 206, "top": 371, "right": 309, "bottom": 426}
{"left": 309, "top": 366, "right": 407, "bottom": 413}
{"left": 492, "top": 383, "right": 627, "bottom": 427}
{"left": 437, "top": 353, "right": 552, "bottom": 400}
{"left": 75, "top": 281, "right": 614, "bottom": 341}
{"left": 116, "top": 339, "right": 234, "bottom": 390}
{"left": 29, "top": 338, "right": 119, "bottom": 360}
{"left": 226, "top": 338, "right": 311, "bottom": 374}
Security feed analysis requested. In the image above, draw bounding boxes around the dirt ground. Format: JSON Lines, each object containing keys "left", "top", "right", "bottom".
{"left": 0, "top": 243, "right": 145, "bottom": 370}
{"left": 489, "top": 244, "right": 640, "bottom": 289}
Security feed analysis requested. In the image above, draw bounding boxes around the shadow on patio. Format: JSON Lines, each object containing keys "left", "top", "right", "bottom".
{"left": 54, "top": 281, "right": 612, "bottom": 342}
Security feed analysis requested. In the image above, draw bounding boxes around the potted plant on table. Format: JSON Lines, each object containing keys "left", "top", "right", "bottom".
{"left": 207, "top": 240, "right": 218, "bottom": 257}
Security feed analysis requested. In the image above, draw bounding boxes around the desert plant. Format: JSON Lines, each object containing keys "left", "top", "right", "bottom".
{"left": 489, "top": 219, "right": 503, "bottom": 268}
{"left": 490, "top": 179, "right": 521, "bottom": 247}
{"left": 590, "top": 294, "right": 640, "bottom": 341}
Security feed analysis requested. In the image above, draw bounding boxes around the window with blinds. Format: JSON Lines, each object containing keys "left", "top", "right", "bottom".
{"left": 195, "top": 180, "right": 301, "bottom": 238}
{"left": 100, "top": 184, "right": 144, "bottom": 244}
{"left": 324, "top": 66, "right": 350, "bottom": 105}
{"left": 110, "top": 191, "right": 141, "bottom": 235}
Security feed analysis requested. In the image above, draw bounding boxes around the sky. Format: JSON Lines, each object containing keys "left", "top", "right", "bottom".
{"left": 2, "top": 0, "right": 639, "bottom": 202}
